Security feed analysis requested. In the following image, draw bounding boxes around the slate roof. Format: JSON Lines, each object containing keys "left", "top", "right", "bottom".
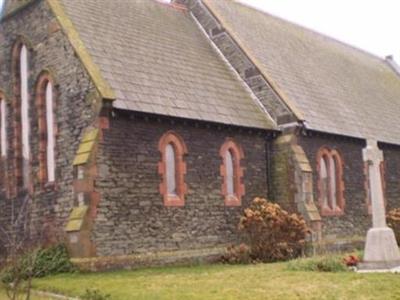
{"left": 204, "top": 0, "right": 400, "bottom": 145}
{"left": 58, "top": 0, "right": 274, "bottom": 130}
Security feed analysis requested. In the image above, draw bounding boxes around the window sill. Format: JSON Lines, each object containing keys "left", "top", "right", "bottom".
{"left": 225, "top": 195, "right": 241, "bottom": 207}
{"left": 321, "top": 207, "right": 344, "bottom": 217}
{"left": 164, "top": 195, "right": 184, "bottom": 207}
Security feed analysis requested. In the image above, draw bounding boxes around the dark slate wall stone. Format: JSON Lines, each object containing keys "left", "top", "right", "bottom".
{"left": 381, "top": 144, "right": 400, "bottom": 211}
{"left": 298, "top": 133, "right": 371, "bottom": 240}
{"left": 94, "top": 113, "right": 269, "bottom": 256}
{"left": 0, "top": 0, "right": 96, "bottom": 239}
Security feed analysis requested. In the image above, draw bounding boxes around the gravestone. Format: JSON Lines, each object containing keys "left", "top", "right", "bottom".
{"left": 359, "top": 140, "right": 400, "bottom": 271}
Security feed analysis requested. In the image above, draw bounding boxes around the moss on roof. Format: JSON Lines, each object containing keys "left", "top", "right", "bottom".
{"left": 57, "top": 0, "right": 275, "bottom": 130}
{"left": 205, "top": 0, "right": 400, "bottom": 144}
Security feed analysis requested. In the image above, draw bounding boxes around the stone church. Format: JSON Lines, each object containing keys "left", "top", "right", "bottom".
{"left": 1, "top": 0, "right": 400, "bottom": 262}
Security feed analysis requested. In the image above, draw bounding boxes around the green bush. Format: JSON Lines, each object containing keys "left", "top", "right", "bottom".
{"left": 239, "top": 198, "right": 310, "bottom": 262}
{"left": 286, "top": 256, "right": 348, "bottom": 272}
{"left": 33, "top": 244, "right": 75, "bottom": 277}
{"left": 81, "top": 289, "right": 111, "bottom": 300}
{"left": 1, "top": 244, "right": 75, "bottom": 283}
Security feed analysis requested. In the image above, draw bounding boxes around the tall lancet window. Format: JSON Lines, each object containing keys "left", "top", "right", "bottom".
{"left": 0, "top": 96, "right": 6, "bottom": 158}
{"left": 317, "top": 147, "right": 345, "bottom": 216}
{"left": 36, "top": 74, "right": 56, "bottom": 185}
{"left": 220, "top": 139, "right": 245, "bottom": 206}
{"left": 45, "top": 82, "right": 55, "bottom": 182}
{"left": 158, "top": 131, "right": 187, "bottom": 206}
{"left": 319, "top": 155, "right": 329, "bottom": 208}
{"left": 165, "top": 143, "right": 176, "bottom": 196}
{"left": 12, "top": 41, "right": 31, "bottom": 191}
{"left": 0, "top": 94, "right": 7, "bottom": 191}
{"left": 225, "top": 150, "right": 235, "bottom": 197}
{"left": 20, "top": 45, "right": 30, "bottom": 188}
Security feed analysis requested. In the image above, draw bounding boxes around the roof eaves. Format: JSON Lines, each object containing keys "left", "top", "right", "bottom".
{"left": 202, "top": 0, "right": 304, "bottom": 122}
{"left": 46, "top": 0, "right": 116, "bottom": 101}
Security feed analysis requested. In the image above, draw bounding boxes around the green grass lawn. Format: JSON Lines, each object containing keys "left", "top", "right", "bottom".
{"left": 0, "top": 289, "right": 52, "bottom": 300}
{"left": 30, "top": 262, "right": 400, "bottom": 300}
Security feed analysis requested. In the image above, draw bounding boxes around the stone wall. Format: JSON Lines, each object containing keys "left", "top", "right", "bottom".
{"left": 381, "top": 143, "right": 400, "bottom": 211}
{"left": 269, "top": 133, "right": 321, "bottom": 245}
{"left": 93, "top": 112, "right": 270, "bottom": 256}
{"left": 298, "top": 132, "right": 370, "bottom": 244}
{"left": 0, "top": 0, "right": 96, "bottom": 244}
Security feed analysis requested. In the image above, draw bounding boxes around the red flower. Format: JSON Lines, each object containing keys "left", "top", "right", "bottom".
{"left": 343, "top": 255, "right": 359, "bottom": 267}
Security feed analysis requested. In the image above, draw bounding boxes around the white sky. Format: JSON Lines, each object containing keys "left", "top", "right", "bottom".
{"left": 0, "top": 0, "right": 399, "bottom": 61}
{"left": 240, "top": 0, "right": 400, "bottom": 61}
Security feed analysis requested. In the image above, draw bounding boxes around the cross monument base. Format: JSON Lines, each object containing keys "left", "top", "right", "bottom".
{"left": 358, "top": 227, "right": 400, "bottom": 271}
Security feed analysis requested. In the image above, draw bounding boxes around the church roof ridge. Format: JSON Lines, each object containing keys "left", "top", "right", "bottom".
{"left": 233, "top": 0, "right": 386, "bottom": 64}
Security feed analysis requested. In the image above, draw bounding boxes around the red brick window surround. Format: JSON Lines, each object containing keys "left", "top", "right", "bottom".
{"left": 219, "top": 138, "right": 245, "bottom": 206}
{"left": 36, "top": 73, "right": 57, "bottom": 186}
{"left": 316, "top": 147, "right": 345, "bottom": 216}
{"left": 11, "top": 41, "right": 31, "bottom": 191}
{"left": 158, "top": 131, "right": 187, "bottom": 207}
{"left": 364, "top": 161, "right": 386, "bottom": 215}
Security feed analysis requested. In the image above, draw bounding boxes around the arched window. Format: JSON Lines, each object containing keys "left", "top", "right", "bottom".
{"left": 36, "top": 73, "right": 56, "bottom": 185}
{"left": 220, "top": 139, "right": 245, "bottom": 206}
{"left": 165, "top": 143, "right": 176, "bottom": 196}
{"left": 20, "top": 45, "right": 30, "bottom": 188}
{"left": 225, "top": 150, "right": 235, "bottom": 197}
{"left": 0, "top": 93, "right": 7, "bottom": 192}
{"left": 12, "top": 41, "right": 30, "bottom": 190}
{"left": 0, "top": 94, "right": 7, "bottom": 158}
{"left": 158, "top": 131, "right": 187, "bottom": 206}
{"left": 319, "top": 155, "right": 328, "bottom": 208}
{"left": 317, "top": 147, "right": 345, "bottom": 216}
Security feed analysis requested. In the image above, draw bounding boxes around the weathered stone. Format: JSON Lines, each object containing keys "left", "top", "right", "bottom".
{"left": 0, "top": 0, "right": 96, "bottom": 245}
{"left": 93, "top": 113, "right": 269, "bottom": 256}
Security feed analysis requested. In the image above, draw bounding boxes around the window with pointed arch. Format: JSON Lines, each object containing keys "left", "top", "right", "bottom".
{"left": 219, "top": 139, "right": 245, "bottom": 206}
{"left": 12, "top": 41, "right": 31, "bottom": 190}
{"left": 36, "top": 72, "right": 56, "bottom": 186}
{"left": 364, "top": 160, "right": 386, "bottom": 215}
{"left": 316, "top": 147, "right": 345, "bottom": 216}
{"left": 158, "top": 131, "right": 187, "bottom": 207}
{"left": 0, "top": 92, "right": 7, "bottom": 159}
{"left": 0, "top": 92, "right": 7, "bottom": 192}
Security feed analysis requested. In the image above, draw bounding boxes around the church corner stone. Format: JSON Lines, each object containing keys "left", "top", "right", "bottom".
{"left": 270, "top": 132, "right": 322, "bottom": 246}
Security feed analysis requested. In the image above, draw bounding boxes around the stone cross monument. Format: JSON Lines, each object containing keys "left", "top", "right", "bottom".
{"left": 359, "top": 140, "right": 400, "bottom": 271}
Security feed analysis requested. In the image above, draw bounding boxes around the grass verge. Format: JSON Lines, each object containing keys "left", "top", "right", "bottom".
{"left": 29, "top": 259, "right": 400, "bottom": 300}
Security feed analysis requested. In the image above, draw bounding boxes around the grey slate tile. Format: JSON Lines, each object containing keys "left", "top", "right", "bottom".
{"left": 206, "top": 0, "right": 400, "bottom": 144}
{"left": 60, "top": 0, "right": 274, "bottom": 130}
